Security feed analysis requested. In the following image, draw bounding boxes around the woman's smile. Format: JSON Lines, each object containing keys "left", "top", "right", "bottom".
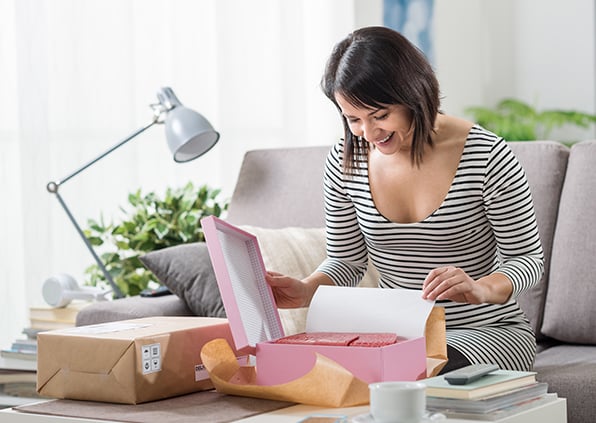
{"left": 374, "top": 132, "right": 394, "bottom": 145}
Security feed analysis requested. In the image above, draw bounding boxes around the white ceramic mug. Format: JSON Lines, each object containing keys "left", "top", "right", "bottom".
{"left": 369, "top": 381, "right": 426, "bottom": 423}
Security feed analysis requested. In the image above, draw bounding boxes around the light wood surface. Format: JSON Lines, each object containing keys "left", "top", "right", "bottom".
{"left": 0, "top": 397, "right": 567, "bottom": 423}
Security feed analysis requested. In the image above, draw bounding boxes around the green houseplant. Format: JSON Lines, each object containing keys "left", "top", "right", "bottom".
{"left": 83, "top": 182, "right": 228, "bottom": 296}
{"left": 465, "top": 98, "right": 596, "bottom": 142}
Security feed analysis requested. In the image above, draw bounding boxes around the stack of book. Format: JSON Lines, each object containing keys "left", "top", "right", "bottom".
{"left": 1, "top": 303, "right": 86, "bottom": 364}
{"left": 0, "top": 368, "right": 40, "bottom": 406}
{"left": 0, "top": 338, "right": 37, "bottom": 362}
{"left": 0, "top": 303, "right": 88, "bottom": 407}
{"left": 421, "top": 369, "right": 557, "bottom": 421}
{"left": 0, "top": 337, "right": 39, "bottom": 407}
{"left": 28, "top": 302, "right": 87, "bottom": 331}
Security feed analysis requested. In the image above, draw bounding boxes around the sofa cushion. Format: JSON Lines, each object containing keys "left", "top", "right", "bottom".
{"left": 533, "top": 344, "right": 596, "bottom": 423}
{"left": 75, "top": 294, "right": 193, "bottom": 326}
{"left": 541, "top": 140, "right": 596, "bottom": 344}
{"left": 140, "top": 243, "right": 226, "bottom": 318}
{"left": 507, "top": 141, "right": 569, "bottom": 340}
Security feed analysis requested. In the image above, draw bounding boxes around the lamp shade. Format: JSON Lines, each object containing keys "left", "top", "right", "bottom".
{"left": 165, "top": 106, "right": 220, "bottom": 162}
{"left": 157, "top": 87, "right": 219, "bottom": 163}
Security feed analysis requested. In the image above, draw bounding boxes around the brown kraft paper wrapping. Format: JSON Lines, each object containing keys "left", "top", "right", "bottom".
{"left": 200, "top": 338, "right": 370, "bottom": 407}
{"left": 425, "top": 306, "right": 448, "bottom": 377}
{"left": 200, "top": 306, "right": 447, "bottom": 406}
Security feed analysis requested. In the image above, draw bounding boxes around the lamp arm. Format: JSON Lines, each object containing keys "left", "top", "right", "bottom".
{"left": 53, "top": 191, "right": 124, "bottom": 298}
{"left": 49, "top": 119, "right": 159, "bottom": 188}
{"left": 46, "top": 118, "right": 160, "bottom": 299}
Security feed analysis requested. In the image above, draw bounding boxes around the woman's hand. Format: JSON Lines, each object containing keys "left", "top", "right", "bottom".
{"left": 265, "top": 271, "right": 334, "bottom": 308}
{"left": 265, "top": 271, "right": 311, "bottom": 308}
{"left": 422, "top": 266, "right": 486, "bottom": 304}
{"left": 422, "top": 266, "right": 513, "bottom": 305}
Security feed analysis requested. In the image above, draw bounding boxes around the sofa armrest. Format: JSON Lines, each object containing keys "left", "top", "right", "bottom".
{"left": 76, "top": 295, "right": 193, "bottom": 326}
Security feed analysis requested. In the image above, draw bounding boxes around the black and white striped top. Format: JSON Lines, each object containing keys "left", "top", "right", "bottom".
{"left": 317, "top": 126, "right": 544, "bottom": 371}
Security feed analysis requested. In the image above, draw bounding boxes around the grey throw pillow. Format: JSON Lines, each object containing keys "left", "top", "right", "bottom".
{"left": 542, "top": 141, "right": 596, "bottom": 344}
{"left": 508, "top": 141, "right": 570, "bottom": 341}
{"left": 139, "top": 243, "right": 226, "bottom": 318}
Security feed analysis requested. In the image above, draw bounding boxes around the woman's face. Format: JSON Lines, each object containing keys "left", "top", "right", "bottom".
{"left": 335, "top": 93, "right": 413, "bottom": 155}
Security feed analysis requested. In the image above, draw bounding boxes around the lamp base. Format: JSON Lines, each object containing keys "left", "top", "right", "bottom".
{"left": 42, "top": 273, "right": 111, "bottom": 308}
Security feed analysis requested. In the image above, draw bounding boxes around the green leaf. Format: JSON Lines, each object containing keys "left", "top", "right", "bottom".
{"left": 83, "top": 183, "right": 229, "bottom": 296}
{"left": 87, "top": 236, "right": 104, "bottom": 247}
{"left": 154, "top": 222, "right": 169, "bottom": 239}
{"left": 466, "top": 98, "right": 595, "bottom": 142}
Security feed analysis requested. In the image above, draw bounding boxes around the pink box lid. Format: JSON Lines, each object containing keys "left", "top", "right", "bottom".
{"left": 201, "top": 216, "right": 285, "bottom": 353}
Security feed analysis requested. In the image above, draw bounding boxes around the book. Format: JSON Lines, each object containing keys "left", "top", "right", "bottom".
{"left": 29, "top": 318, "right": 76, "bottom": 330}
{"left": 435, "top": 393, "right": 558, "bottom": 421}
{"left": 21, "top": 327, "right": 46, "bottom": 340}
{"left": 0, "top": 348, "right": 37, "bottom": 361}
{"left": 1, "top": 381, "right": 42, "bottom": 398}
{"left": 0, "top": 356, "right": 37, "bottom": 371}
{"left": 28, "top": 303, "right": 88, "bottom": 331}
{"left": 29, "top": 303, "right": 88, "bottom": 324}
{"left": 426, "top": 382, "right": 548, "bottom": 413}
{"left": 9, "top": 339, "right": 37, "bottom": 352}
{"left": 0, "top": 370, "right": 37, "bottom": 384}
{"left": 421, "top": 369, "right": 537, "bottom": 400}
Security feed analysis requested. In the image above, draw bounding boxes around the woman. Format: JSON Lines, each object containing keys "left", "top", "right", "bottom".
{"left": 266, "top": 26, "right": 544, "bottom": 373}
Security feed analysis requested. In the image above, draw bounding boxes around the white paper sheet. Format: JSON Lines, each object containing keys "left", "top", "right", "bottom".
{"left": 306, "top": 286, "right": 435, "bottom": 339}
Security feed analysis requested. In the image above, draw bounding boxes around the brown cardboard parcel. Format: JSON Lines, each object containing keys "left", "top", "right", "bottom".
{"left": 37, "top": 316, "right": 238, "bottom": 404}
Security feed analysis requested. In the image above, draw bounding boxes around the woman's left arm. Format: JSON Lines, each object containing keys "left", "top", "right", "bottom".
{"left": 423, "top": 138, "right": 544, "bottom": 304}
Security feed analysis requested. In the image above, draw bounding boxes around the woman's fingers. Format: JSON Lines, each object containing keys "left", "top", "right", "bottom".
{"left": 422, "top": 266, "right": 477, "bottom": 302}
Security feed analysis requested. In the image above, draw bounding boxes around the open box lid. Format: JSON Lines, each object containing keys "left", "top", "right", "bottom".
{"left": 201, "top": 216, "right": 285, "bottom": 353}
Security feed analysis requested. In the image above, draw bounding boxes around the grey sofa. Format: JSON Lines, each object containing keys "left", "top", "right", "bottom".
{"left": 77, "top": 141, "right": 596, "bottom": 423}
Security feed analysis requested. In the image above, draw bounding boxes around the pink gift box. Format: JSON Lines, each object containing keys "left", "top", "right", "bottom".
{"left": 255, "top": 336, "right": 426, "bottom": 385}
{"left": 201, "top": 216, "right": 428, "bottom": 386}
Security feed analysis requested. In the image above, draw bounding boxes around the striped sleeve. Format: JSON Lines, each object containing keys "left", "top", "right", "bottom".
{"left": 316, "top": 142, "right": 369, "bottom": 286}
{"left": 482, "top": 138, "right": 544, "bottom": 298}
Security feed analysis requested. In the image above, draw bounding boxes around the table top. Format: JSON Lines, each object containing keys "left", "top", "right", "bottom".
{"left": 0, "top": 397, "right": 567, "bottom": 423}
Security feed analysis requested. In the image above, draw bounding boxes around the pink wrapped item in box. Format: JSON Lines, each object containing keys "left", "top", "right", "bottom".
{"left": 201, "top": 216, "right": 434, "bottom": 385}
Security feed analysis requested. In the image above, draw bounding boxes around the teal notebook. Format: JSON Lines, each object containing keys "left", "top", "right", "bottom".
{"left": 421, "top": 370, "right": 537, "bottom": 400}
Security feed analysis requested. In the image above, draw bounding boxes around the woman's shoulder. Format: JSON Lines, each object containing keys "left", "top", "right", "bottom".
{"left": 327, "top": 138, "right": 344, "bottom": 161}
{"left": 325, "top": 139, "right": 346, "bottom": 174}
{"left": 328, "top": 138, "right": 364, "bottom": 164}
{"left": 467, "top": 124, "right": 502, "bottom": 143}
{"left": 436, "top": 114, "right": 502, "bottom": 144}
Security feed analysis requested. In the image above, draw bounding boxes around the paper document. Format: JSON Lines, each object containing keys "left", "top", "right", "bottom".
{"left": 306, "top": 286, "right": 435, "bottom": 339}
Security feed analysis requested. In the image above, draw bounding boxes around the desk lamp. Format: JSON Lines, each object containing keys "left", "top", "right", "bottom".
{"left": 44, "top": 87, "right": 219, "bottom": 304}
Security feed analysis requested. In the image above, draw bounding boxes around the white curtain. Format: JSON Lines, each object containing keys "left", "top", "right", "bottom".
{"left": 0, "top": 0, "right": 381, "bottom": 347}
{"left": 4, "top": 0, "right": 591, "bottom": 349}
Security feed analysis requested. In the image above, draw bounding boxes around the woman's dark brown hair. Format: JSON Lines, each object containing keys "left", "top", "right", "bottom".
{"left": 321, "top": 26, "right": 440, "bottom": 173}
